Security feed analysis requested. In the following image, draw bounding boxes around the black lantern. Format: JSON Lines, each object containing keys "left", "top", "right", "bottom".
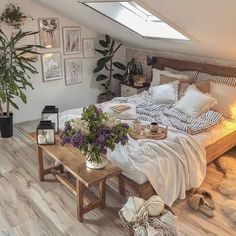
{"left": 41, "top": 106, "right": 59, "bottom": 133}
{"left": 37, "top": 120, "right": 55, "bottom": 145}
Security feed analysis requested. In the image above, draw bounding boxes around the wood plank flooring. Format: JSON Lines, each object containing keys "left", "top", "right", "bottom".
{"left": 0, "top": 121, "right": 235, "bottom": 236}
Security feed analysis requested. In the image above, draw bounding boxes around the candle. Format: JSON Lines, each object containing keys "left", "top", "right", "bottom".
{"left": 46, "top": 130, "right": 54, "bottom": 143}
{"left": 38, "top": 134, "right": 46, "bottom": 144}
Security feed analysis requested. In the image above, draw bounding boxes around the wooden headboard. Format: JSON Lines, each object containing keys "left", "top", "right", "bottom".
{"left": 152, "top": 57, "right": 236, "bottom": 77}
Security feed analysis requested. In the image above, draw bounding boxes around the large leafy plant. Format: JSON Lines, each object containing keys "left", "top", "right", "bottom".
{"left": 94, "top": 35, "right": 126, "bottom": 96}
{"left": 0, "top": 29, "right": 42, "bottom": 117}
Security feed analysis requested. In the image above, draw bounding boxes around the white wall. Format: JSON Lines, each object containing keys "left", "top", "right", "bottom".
{"left": 0, "top": 0, "right": 125, "bottom": 124}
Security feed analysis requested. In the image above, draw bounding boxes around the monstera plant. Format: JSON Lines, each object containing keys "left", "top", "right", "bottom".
{"left": 94, "top": 35, "right": 126, "bottom": 102}
{"left": 0, "top": 29, "right": 42, "bottom": 138}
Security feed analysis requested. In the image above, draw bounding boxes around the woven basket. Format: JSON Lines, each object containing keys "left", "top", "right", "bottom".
{"left": 119, "top": 205, "right": 175, "bottom": 236}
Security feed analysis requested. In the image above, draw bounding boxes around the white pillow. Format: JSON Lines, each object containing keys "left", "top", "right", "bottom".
{"left": 151, "top": 68, "right": 189, "bottom": 88}
{"left": 164, "top": 67, "right": 198, "bottom": 82}
{"left": 151, "top": 81, "right": 179, "bottom": 105}
{"left": 210, "top": 82, "right": 236, "bottom": 119}
{"left": 174, "top": 85, "right": 217, "bottom": 118}
{"left": 102, "top": 103, "right": 137, "bottom": 120}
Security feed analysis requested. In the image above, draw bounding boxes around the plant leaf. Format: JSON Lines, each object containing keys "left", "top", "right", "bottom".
{"left": 105, "top": 34, "right": 111, "bottom": 44}
{"left": 96, "top": 74, "right": 108, "bottom": 81}
{"left": 99, "top": 40, "right": 108, "bottom": 48}
{"left": 113, "top": 62, "right": 126, "bottom": 70}
{"left": 93, "top": 65, "right": 104, "bottom": 73}
{"left": 113, "top": 73, "right": 125, "bottom": 81}
{"left": 97, "top": 56, "right": 111, "bottom": 67}
{"left": 9, "top": 100, "right": 19, "bottom": 110}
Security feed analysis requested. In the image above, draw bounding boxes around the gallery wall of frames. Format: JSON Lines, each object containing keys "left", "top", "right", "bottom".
{"left": 0, "top": 0, "right": 110, "bottom": 124}
{"left": 38, "top": 19, "right": 95, "bottom": 85}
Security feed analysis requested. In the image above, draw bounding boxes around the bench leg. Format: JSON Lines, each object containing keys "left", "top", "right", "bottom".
{"left": 99, "top": 179, "right": 106, "bottom": 209}
{"left": 76, "top": 179, "right": 84, "bottom": 222}
{"left": 37, "top": 146, "right": 44, "bottom": 182}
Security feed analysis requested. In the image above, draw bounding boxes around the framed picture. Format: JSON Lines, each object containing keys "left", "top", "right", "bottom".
{"left": 41, "top": 52, "right": 62, "bottom": 82}
{"left": 64, "top": 58, "right": 82, "bottom": 86}
{"left": 83, "top": 38, "right": 95, "bottom": 58}
{"left": 38, "top": 18, "right": 60, "bottom": 49}
{"left": 63, "top": 26, "right": 81, "bottom": 55}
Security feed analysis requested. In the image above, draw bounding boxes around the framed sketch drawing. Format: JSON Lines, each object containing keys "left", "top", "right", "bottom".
{"left": 64, "top": 58, "right": 82, "bottom": 86}
{"left": 83, "top": 38, "right": 95, "bottom": 58}
{"left": 39, "top": 18, "right": 60, "bottom": 48}
{"left": 63, "top": 27, "right": 81, "bottom": 55}
{"left": 41, "top": 52, "right": 62, "bottom": 82}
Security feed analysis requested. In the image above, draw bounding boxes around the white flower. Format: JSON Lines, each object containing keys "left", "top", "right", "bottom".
{"left": 71, "top": 118, "right": 90, "bottom": 135}
{"left": 106, "top": 117, "right": 120, "bottom": 129}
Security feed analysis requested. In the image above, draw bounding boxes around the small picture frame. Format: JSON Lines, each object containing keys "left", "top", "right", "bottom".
{"left": 38, "top": 18, "right": 60, "bottom": 49}
{"left": 62, "top": 26, "right": 81, "bottom": 55}
{"left": 83, "top": 38, "right": 95, "bottom": 58}
{"left": 64, "top": 58, "right": 82, "bottom": 86}
{"left": 41, "top": 52, "right": 62, "bottom": 82}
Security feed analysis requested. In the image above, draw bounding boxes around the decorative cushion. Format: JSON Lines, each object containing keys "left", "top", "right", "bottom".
{"left": 165, "top": 67, "right": 198, "bottom": 82}
{"left": 195, "top": 80, "right": 210, "bottom": 94}
{"left": 210, "top": 82, "right": 236, "bottom": 119}
{"left": 151, "top": 68, "right": 189, "bottom": 87}
{"left": 196, "top": 72, "right": 236, "bottom": 87}
{"left": 174, "top": 85, "right": 217, "bottom": 118}
{"left": 159, "top": 74, "right": 191, "bottom": 99}
{"left": 151, "top": 81, "right": 179, "bottom": 105}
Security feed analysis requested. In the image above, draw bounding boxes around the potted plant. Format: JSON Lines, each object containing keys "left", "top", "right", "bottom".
{"left": 0, "top": 3, "right": 32, "bottom": 28}
{"left": 0, "top": 29, "right": 42, "bottom": 138}
{"left": 94, "top": 35, "right": 126, "bottom": 103}
{"left": 124, "top": 58, "right": 143, "bottom": 85}
{"left": 60, "top": 105, "right": 130, "bottom": 169}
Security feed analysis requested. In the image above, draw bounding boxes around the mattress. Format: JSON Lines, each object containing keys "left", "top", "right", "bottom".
{"left": 116, "top": 120, "right": 236, "bottom": 185}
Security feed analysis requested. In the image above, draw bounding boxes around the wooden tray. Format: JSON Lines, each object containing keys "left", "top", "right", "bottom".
{"left": 129, "top": 125, "right": 167, "bottom": 140}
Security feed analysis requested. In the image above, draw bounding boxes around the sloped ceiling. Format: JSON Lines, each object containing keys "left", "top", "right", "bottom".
{"left": 32, "top": 0, "right": 236, "bottom": 61}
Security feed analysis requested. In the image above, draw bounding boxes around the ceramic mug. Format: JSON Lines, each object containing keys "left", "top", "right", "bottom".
{"left": 149, "top": 122, "right": 159, "bottom": 133}
{"left": 133, "top": 120, "right": 141, "bottom": 134}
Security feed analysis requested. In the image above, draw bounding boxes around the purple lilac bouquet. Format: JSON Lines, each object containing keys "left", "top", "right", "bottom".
{"left": 60, "top": 105, "right": 130, "bottom": 164}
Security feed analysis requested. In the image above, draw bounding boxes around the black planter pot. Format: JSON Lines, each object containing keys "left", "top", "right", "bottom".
{"left": 0, "top": 112, "right": 13, "bottom": 138}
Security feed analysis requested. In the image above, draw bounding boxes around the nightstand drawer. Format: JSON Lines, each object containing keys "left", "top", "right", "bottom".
{"left": 121, "top": 85, "right": 138, "bottom": 97}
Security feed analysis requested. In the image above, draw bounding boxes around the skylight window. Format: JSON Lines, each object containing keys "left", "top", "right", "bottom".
{"left": 82, "top": 1, "right": 189, "bottom": 40}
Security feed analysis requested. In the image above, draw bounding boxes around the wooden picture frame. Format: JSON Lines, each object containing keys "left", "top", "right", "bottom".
{"left": 62, "top": 26, "right": 81, "bottom": 55}
{"left": 64, "top": 58, "right": 82, "bottom": 86}
{"left": 41, "top": 52, "right": 62, "bottom": 82}
{"left": 38, "top": 18, "right": 60, "bottom": 49}
{"left": 83, "top": 38, "right": 95, "bottom": 58}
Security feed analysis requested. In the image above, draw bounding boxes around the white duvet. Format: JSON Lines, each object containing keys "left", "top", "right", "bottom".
{"left": 108, "top": 128, "right": 206, "bottom": 206}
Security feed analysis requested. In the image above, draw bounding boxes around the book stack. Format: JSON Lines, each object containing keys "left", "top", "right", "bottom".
{"left": 111, "top": 105, "right": 131, "bottom": 113}
{"left": 133, "top": 75, "right": 146, "bottom": 87}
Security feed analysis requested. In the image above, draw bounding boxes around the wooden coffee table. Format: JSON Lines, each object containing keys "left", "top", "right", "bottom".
{"left": 28, "top": 132, "right": 121, "bottom": 222}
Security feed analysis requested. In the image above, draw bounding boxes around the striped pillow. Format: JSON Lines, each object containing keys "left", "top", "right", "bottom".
{"left": 165, "top": 67, "right": 198, "bottom": 82}
{"left": 196, "top": 72, "right": 236, "bottom": 87}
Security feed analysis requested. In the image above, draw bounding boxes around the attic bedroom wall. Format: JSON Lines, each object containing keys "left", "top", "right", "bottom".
{"left": 125, "top": 47, "right": 236, "bottom": 82}
{"left": 0, "top": 0, "right": 125, "bottom": 124}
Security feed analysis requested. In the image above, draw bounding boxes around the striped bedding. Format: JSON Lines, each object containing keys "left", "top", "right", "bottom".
{"left": 112, "top": 91, "right": 224, "bottom": 135}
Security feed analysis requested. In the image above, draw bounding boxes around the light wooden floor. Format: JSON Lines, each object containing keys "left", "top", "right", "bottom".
{"left": 0, "top": 121, "right": 235, "bottom": 236}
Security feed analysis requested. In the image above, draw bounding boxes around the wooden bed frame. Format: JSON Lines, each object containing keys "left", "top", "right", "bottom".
{"left": 107, "top": 56, "right": 236, "bottom": 200}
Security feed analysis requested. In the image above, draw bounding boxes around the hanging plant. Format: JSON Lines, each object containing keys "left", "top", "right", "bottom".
{"left": 0, "top": 3, "right": 32, "bottom": 28}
